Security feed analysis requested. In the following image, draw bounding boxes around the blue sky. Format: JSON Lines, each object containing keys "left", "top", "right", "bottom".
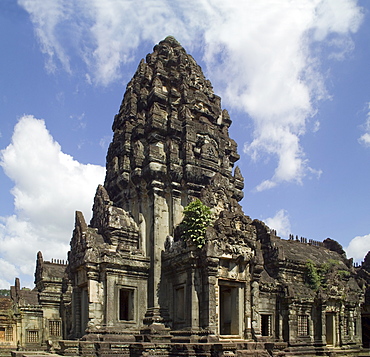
{"left": 1, "top": 0, "right": 370, "bottom": 288}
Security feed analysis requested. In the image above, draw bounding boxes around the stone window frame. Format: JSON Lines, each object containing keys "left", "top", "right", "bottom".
{"left": 0, "top": 326, "right": 12, "bottom": 342}
{"left": 26, "top": 329, "right": 39, "bottom": 344}
{"left": 297, "top": 314, "right": 309, "bottom": 336}
{"left": 5, "top": 326, "right": 13, "bottom": 341}
{"left": 343, "top": 315, "right": 349, "bottom": 336}
{"left": 117, "top": 285, "right": 137, "bottom": 323}
{"left": 48, "top": 320, "right": 62, "bottom": 337}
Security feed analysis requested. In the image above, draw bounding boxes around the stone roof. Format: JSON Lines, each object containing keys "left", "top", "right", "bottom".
{"left": 15, "top": 288, "right": 39, "bottom": 306}
{"left": 42, "top": 262, "right": 66, "bottom": 279}
{"left": 0, "top": 297, "right": 12, "bottom": 311}
{"left": 272, "top": 236, "right": 348, "bottom": 267}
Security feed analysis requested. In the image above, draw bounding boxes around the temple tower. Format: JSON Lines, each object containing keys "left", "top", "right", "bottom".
{"left": 14, "top": 36, "right": 366, "bottom": 356}
{"left": 98, "top": 36, "right": 244, "bottom": 325}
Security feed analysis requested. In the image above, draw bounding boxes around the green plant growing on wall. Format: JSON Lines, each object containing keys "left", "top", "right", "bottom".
{"left": 337, "top": 269, "right": 351, "bottom": 279}
{"left": 180, "top": 199, "right": 212, "bottom": 249}
{"left": 321, "top": 259, "right": 339, "bottom": 274}
{"left": 305, "top": 258, "right": 351, "bottom": 291}
{"left": 319, "top": 259, "right": 339, "bottom": 288}
{"left": 305, "top": 260, "right": 321, "bottom": 290}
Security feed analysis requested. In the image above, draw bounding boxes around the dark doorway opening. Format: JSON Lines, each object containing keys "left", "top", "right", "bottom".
{"left": 362, "top": 315, "right": 370, "bottom": 348}
{"left": 219, "top": 284, "right": 239, "bottom": 335}
{"left": 119, "top": 288, "right": 134, "bottom": 321}
{"left": 261, "top": 314, "right": 272, "bottom": 336}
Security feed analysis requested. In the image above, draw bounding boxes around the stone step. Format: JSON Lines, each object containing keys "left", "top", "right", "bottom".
{"left": 235, "top": 350, "right": 271, "bottom": 357}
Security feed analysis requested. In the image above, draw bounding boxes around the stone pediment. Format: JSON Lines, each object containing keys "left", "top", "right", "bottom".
{"left": 90, "top": 185, "right": 140, "bottom": 252}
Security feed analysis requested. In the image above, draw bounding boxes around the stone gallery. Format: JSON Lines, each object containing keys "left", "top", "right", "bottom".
{"left": 1, "top": 37, "right": 370, "bottom": 356}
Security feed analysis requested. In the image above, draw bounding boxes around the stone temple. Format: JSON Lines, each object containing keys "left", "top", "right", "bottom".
{"left": 1, "top": 36, "right": 370, "bottom": 356}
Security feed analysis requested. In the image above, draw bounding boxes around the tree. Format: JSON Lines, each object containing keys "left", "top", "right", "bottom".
{"left": 0, "top": 289, "right": 10, "bottom": 297}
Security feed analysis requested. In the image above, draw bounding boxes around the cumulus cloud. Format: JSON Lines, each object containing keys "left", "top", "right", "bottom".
{"left": 359, "top": 102, "right": 370, "bottom": 147}
{"left": 17, "top": 0, "right": 363, "bottom": 191}
{"left": 345, "top": 234, "right": 370, "bottom": 262}
{"left": 202, "top": 0, "right": 360, "bottom": 190}
{"left": 264, "top": 209, "right": 291, "bottom": 238}
{"left": 0, "top": 116, "right": 105, "bottom": 288}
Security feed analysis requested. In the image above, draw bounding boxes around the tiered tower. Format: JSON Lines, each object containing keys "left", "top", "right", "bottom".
{"left": 99, "top": 36, "right": 244, "bottom": 325}
{"left": 63, "top": 37, "right": 364, "bottom": 356}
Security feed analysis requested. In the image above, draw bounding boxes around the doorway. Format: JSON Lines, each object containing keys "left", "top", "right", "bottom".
{"left": 326, "top": 313, "right": 336, "bottom": 346}
{"left": 261, "top": 314, "right": 272, "bottom": 336}
{"left": 362, "top": 315, "right": 370, "bottom": 348}
{"left": 219, "top": 283, "right": 240, "bottom": 335}
{"left": 80, "top": 288, "right": 89, "bottom": 336}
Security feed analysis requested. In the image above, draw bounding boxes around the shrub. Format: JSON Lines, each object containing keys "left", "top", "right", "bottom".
{"left": 305, "top": 258, "right": 350, "bottom": 290}
{"left": 180, "top": 199, "right": 212, "bottom": 249}
{"left": 305, "top": 260, "right": 321, "bottom": 290}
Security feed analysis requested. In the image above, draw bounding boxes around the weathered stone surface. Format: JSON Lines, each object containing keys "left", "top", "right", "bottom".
{"left": 2, "top": 36, "right": 370, "bottom": 357}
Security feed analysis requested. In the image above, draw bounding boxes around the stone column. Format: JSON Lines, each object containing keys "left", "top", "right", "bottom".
{"left": 207, "top": 274, "right": 218, "bottom": 334}
{"left": 105, "top": 274, "right": 116, "bottom": 327}
{"left": 321, "top": 307, "right": 327, "bottom": 345}
{"left": 144, "top": 180, "right": 170, "bottom": 326}
{"left": 277, "top": 303, "right": 283, "bottom": 341}
{"left": 244, "top": 277, "right": 252, "bottom": 340}
{"left": 171, "top": 184, "right": 183, "bottom": 234}
{"left": 349, "top": 309, "right": 354, "bottom": 339}
{"left": 354, "top": 306, "right": 362, "bottom": 344}
{"left": 190, "top": 267, "right": 199, "bottom": 330}
{"left": 199, "top": 256, "right": 219, "bottom": 336}
{"left": 86, "top": 268, "right": 103, "bottom": 330}
{"left": 309, "top": 312, "right": 315, "bottom": 343}
{"left": 251, "top": 280, "right": 260, "bottom": 337}
{"left": 288, "top": 309, "right": 296, "bottom": 343}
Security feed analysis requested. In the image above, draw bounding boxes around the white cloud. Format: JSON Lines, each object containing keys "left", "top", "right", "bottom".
{"left": 345, "top": 234, "right": 370, "bottom": 262}
{"left": 85, "top": 0, "right": 187, "bottom": 86}
{"left": 201, "top": 0, "right": 362, "bottom": 189}
{"left": 99, "top": 135, "right": 113, "bottom": 151}
{"left": 359, "top": 133, "right": 370, "bottom": 146}
{"left": 17, "top": 0, "right": 364, "bottom": 191}
{"left": 0, "top": 256, "right": 18, "bottom": 288}
{"left": 17, "top": 0, "right": 73, "bottom": 74}
{"left": 264, "top": 209, "right": 291, "bottom": 238}
{"left": 0, "top": 116, "right": 105, "bottom": 288}
{"left": 312, "top": 0, "right": 363, "bottom": 40}
{"left": 359, "top": 102, "right": 370, "bottom": 147}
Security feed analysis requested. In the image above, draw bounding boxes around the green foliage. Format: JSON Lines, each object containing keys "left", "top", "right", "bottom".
{"left": 305, "top": 258, "right": 351, "bottom": 291}
{"left": 338, "top": 270, "right": 351, "bottom": 279}
{"left": 180, "top": 199, "right": 212, "bottom": 249}
{"left": 305, "top": 260, "right": 321, "bottom": 290}
{"left": 321, "top": 259, "right": 339, "bottom": 274}
{"left": 0, "top": 289, "right": 10, "bottom": 297}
